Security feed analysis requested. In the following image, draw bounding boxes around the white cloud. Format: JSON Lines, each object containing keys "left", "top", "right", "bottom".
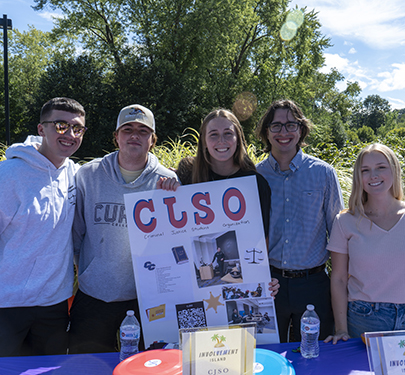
{"left": 387, "top": 97, "right": 405, "bottom": 110}
{"left": 321, "top": 53, "right": 369, "bottom": 82}
{"left": 293, "top": 0, "right": 405, "bottom": 106}
{"left": 335, "top": 80, "right": 347, "bottom": 92}
{"left": 320, "top": 53, "right": 350, "bottom": 73}
{"left": 374, "top": 63, "right": 405, "bottom": 91}
{"left": 321, "top": 54, "right": 405, "bottom": 108}
{"left": 38, "top": 11, "right": 63, "bottom": 22}
{"left": 320, "top": 53, "right": 371, "bottom": 92}
{"left": 296, "top": 0, "right": 405, "bottom": 49}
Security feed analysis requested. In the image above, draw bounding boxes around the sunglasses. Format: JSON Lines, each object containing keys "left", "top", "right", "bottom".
{"left": 42, "top": 121, "right": 87, "bottom": 137}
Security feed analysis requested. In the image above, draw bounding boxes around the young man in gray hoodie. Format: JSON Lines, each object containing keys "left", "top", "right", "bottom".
{"left": 69, "top": 104, "right": 177, "bottom": 353}
{"left": 0, "top": 97, "right": 86, "bottom": 356}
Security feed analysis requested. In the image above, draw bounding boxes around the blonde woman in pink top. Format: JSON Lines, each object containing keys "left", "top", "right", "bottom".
{"left": 325, "top": 143, "right": 405, "bottom": 344}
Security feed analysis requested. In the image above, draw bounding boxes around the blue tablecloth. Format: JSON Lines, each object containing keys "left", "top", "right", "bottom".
{"left": 0, "top": 338, "right": 370, "bottom": 375}
{"left": 261, "top": 338, "right": 370, "bottom": 375}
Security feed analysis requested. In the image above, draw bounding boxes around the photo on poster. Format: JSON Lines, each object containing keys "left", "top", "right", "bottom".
{"left": 225, "top": 298, "right": 276, "bottom": 334}
{"left": 192, "top": 230, "right": 244, "bottom": 288}
{"left": 222, "top": 282, "right": 265, "bottom": 300}
{"left": 172, "top": 245, "right": 189, "bottom": 264}
{"left": 146, "top": 304, "right": 166, "bottom": 322}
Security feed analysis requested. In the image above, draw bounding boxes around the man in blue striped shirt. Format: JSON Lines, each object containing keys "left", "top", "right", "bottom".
{"left": 256, "top": 99, "right": 343, "bottom": 343}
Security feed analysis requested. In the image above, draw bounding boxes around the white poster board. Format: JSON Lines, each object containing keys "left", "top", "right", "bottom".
{"left": 124, "top": 176, "right": 279, "bottom": 348}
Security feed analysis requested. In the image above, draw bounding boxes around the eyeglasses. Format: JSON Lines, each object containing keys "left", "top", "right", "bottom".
{"left": 268, "top": 121, "right": 300, "bottom": 133}
{"left": 42, "top": 121, "right": 87, "bottom": 137}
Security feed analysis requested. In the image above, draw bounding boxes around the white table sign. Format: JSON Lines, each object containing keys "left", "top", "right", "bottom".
{"left": 180, "top": 324, "right": 256, "bottom": 375}
{"left": 365, "top": 331, "right": 405, "bottom": 375}
{"left": 382, "top": 336, "right": 405, "bottom": 374}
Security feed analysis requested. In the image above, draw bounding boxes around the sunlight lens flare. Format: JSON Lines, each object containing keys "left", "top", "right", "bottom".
{"left": 280, "top": 9, "right": 304, "bottom": 41}
{"left": 232, "top": 92, "right": 258, "bottom": 121}
{"left": 286, "top": 9, "right": 304, "bottom": 28}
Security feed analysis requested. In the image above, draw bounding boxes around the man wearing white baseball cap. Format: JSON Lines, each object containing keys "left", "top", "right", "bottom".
{"left": 69, "top": 104, "right": 177, "bottom": 354}
{"left": 116, "top": 104, "right": 155, "bottom": 131}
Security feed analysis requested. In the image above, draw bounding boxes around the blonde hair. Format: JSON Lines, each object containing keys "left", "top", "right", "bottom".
{"left": 192, "top": 109, "right": 255, "bottom": 183}
{"left": 348, "top": 143, "right": 403, "bottom": 217}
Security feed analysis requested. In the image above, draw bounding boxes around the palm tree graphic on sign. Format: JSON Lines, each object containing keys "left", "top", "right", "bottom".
{"left": 211, "top": 334, "right": 226, "bottom": 348}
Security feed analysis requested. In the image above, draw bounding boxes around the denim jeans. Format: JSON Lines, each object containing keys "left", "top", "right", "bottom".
{"left": 347, "top": 300, "right": 405, "bottom": 338}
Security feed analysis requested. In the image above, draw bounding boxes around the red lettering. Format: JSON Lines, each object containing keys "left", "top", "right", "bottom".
{"left": 223, "top": 188, "right": 246, "bottom": 221}
{"left": 133, "top": 199, "right": 157, "bottom": 233}
{"left": 192, "top": 192, "right": 215, "bottom": 225}
{"left": 163, "top": 197, "right": 187, "bottom": 229}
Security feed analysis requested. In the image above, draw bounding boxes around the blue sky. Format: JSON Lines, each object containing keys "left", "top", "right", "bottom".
{"left": 2, "top": 0, "right": 405, "bottom": 110}
{"left": 1, "top": 0, "right": 56, "bottom": 33}
{"left": 294, "top": 0, "right": 405, "bottom": 110}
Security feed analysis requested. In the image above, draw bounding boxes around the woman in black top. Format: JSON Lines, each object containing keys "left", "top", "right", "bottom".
{"left": 159, "top": 108, "right": 278, "bottom": 295}
{"left": 175, "top": 109, "right": 271, "bottom": 239}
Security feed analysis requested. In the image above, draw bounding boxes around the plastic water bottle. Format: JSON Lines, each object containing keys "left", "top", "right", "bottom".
{"left": 300, "top": 304, "right": 320, "bottom": 359}
{"left": 119, "top": 310, "right": 141, "bottom": 362}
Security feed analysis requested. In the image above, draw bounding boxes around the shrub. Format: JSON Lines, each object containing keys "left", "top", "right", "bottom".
{"left": 0, "top": 144, "right": 6, "bottom": 161}
{"left": 357, "top": 126, "right": 376, "bottom": 143}
{"left": 2, "top": 135, "right": 405, "bottom": 209}
{"left": 152, "top": 128, "right": 198, "bottom": 169}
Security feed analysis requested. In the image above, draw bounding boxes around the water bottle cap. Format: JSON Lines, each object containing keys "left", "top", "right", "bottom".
{"left": 306, "top": 304, "right": 315, "bottom": 311}
{"left": 127, "top": 310, "right": 135, "bottom": 316}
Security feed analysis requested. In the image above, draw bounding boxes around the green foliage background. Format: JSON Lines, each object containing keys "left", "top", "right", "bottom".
{"left": 2, "top": 127, "right": 405, "bottom": 209}
{"left": 1, "top": 0, "right": 405, "bottom": 198}
{"left": 5, "top": 0, "right": 404, "bottom": 160}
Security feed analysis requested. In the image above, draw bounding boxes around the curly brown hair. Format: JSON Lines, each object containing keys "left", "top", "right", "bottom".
{"left": 256, "top": 99, "right": 312, "bottom": 153}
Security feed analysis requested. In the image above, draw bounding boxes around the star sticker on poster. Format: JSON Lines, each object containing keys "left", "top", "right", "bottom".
{"left": 203, "top": 291, "right": 224, "bottom": 313}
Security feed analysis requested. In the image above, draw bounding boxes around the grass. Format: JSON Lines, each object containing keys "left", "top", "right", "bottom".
{"left": 0, "top": 138, "right": 364, "bottom": 208}
{"left": 0, "top": 144, "right": 6, "bottom": 161}
{"left": 151, "top": 138, "right": 356, "bottom": 208}
{"left": 3, "top": 136, "right": 405, "bottom": 209}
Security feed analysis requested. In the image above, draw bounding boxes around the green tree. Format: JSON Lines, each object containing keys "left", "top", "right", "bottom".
{"left": 32, "top": 0, "right": 343, "bottom": 144}
{"left": 310, "top": 76, "right": 361, "bottom": 123}
{"left": 0, "top": 27, "right": 68, "bottom": 143}
{"left": 376, "top": 110, "right": 398, "bottom": 137}
{"left": 356, "top": 125, "right": 376, "bottom": 143}
{"left": 33, "top": 54, "right": 114, "bottom": 158}
{"left": 386, "top": 127, "right": 405, "bottom": 138}
{"left": 346, "top": 129, "right": 360, "bottom": 144}
{"left": 110, "top": 57, "right": 195, "bottom": 142}
{"left": 33, "top": 0, "right": 128, "bottom": 67}
{"left": 363, "top": 95, "right": 391, "bottom": 131}
{"left": 352, "top": 94, "right": 392, "bottom": 133}
{"left": 397, "top": 108, "right": 405, "bottom": 127}
{"left": 329, "top": 114, "right": 347, "bottom": 148}
{"left": 252, "top": 7, "right": 332, "bottom": 119}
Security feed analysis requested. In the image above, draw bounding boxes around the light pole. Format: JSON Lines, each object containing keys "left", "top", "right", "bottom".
{"left": 0, "top": 14, "right": 12, "bottom": 145}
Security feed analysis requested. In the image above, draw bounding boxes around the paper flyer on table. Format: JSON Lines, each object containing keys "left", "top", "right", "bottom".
{"left": 124, "top": 176, "right": 279, "bottom": 348}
